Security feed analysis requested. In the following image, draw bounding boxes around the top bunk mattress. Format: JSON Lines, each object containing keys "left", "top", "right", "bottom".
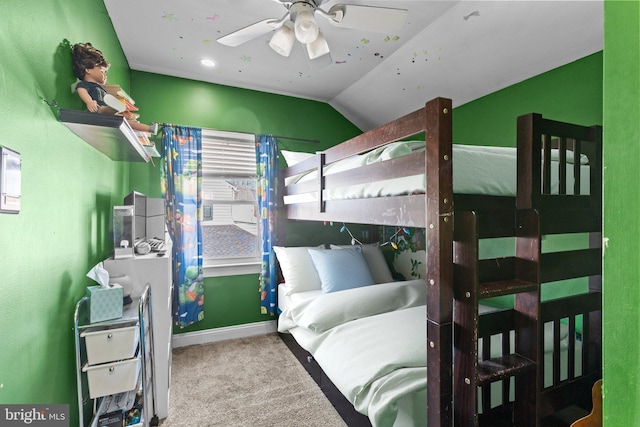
{"left": 283, "top": 141, "right": 590, "bottom": 204}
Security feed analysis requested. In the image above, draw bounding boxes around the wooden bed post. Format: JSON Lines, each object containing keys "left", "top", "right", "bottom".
{"left": 425, "top": 97, "right": 454, "bottom": 427}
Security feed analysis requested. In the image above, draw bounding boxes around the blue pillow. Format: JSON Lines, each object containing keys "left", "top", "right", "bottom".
{"left": 308, "top": 246, "right": 375, "bottom": 293}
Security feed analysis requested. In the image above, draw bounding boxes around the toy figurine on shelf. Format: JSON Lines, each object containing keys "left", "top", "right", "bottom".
{"left": 71, "top": 42, "right": 158, "bottom": 135}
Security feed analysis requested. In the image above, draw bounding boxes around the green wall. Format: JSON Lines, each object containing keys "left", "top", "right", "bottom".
{"left": 603, "top": 1, "right": 640, "bottom": 425}
{"left": 453, "top": 52, "right": 603, "bottom": 147}
{"left": 0, "top": 0, "right": 132, "bottom": 423}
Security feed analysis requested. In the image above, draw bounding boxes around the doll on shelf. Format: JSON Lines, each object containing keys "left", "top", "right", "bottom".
{"left": 71, "top": 42, "right": 158, "bottom": 135}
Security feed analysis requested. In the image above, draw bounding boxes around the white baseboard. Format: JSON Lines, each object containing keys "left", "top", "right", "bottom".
{"left": 171, "top": 320, "right": 278, "bottom": 348}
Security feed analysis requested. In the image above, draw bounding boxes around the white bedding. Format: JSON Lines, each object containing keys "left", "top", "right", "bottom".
{"left": 283, "top": 141, "right": 590, "bottom": 204}
{"left": 314, "top": 305, "right": 427, "bottom": 427}
{"left": 279, "top": 279, "right": 426, "bottom": 333}
{"left": 278, "top": 281, "right": 579, "bottom": 427}
{"left": 279, "top": 281, "right": 428, "bottom": 426}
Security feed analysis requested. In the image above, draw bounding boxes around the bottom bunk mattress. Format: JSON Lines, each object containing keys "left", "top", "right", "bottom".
{"left": 279, "top": 280, "right": 427, "bottom": 427}
{"left": 278, "top": 280, "right": 582, "bottom": 427}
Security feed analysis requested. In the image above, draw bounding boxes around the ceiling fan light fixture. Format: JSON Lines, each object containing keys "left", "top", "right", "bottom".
{"left": 294, "top": 9, "right": 319, "bottom": 44}
{"left": 269, "top": 21, "right": 295, "bottom": 57}
{"left": 306, "top": 30, "right": 330, "bottom": 60}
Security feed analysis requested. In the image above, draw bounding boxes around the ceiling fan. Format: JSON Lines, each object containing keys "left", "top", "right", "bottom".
{"left": 217, "top": 0, "right": 408, "bottom": 62}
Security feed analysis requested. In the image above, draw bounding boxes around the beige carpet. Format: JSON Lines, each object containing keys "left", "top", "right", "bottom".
{"left": 158, "top": 333, "right": 348, "bottom": 427}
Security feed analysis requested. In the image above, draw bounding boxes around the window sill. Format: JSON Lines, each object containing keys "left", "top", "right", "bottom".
{"left": 203, "top": 260, "right": 261, "bottom": 278}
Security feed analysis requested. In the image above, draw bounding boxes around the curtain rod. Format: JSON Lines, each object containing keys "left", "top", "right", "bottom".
{"left": 273, "top": 135, "right": 320, "bottom": 144}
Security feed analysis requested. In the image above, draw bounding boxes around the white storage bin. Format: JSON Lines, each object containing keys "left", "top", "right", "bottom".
{"left": 83, "top": 358, "right": 140, "bottom": 398}
{"left": 81, "top": 326, "right": 139, "bottom": 365}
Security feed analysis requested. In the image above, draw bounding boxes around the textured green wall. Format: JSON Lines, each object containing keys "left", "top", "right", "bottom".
{"left": 453, "top": 52, "right": 603, "bottom": 147}
{"left": 602, "top": 1, "right": 640, "bottom": 425}
{"left": 0, "top": 1, "right": 132, "bottom": 424}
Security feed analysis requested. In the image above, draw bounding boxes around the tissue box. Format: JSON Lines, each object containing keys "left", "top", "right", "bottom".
{"left": 87, "top": 285, "right": 123, "bottom": 323}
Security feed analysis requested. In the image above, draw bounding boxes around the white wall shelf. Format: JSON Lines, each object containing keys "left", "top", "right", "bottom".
{"left": 59, "top": 109, "right": 153, "bottom": 162}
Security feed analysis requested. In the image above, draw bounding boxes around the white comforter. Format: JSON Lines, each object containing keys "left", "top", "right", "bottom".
{"left": 278, "top": 280, "right": 575, "bottom": 426}
{"left": 278, "top": 280, "right": 428, "bottom": 427}
{"left": 283, "top": 141, "right": 590, "bottom": 204}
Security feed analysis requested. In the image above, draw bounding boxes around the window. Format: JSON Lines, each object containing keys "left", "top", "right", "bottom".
{"left": 201, "top": 129, "right": 260, "bottom": 276}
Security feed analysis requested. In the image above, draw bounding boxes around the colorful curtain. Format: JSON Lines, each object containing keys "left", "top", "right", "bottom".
{"left": 256, "top": 135, "right": 279, "bottom": 316}
{"left": 161, "top": 125, "right": 205, "bottom": 327}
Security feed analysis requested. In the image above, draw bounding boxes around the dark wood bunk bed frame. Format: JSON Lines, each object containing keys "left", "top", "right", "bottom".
{"left": 277, "top": 97, "right": 602, "bottom": 427}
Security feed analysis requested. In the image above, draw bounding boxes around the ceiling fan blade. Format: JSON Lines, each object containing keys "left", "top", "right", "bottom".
{"left": 327, "top": 4, "right": 407, "bottom": 33}
{"left": 217, "top": 19, "right": 281, "bottom": 47}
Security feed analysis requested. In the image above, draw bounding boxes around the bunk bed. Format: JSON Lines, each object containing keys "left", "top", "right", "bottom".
{"left": 276, "top": 97, "right": 602, "bottom": 427}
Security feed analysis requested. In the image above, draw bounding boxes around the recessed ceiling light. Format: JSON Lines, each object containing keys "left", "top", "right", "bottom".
{"left": 200, "top": 58, "right": 216, "bottom": 67}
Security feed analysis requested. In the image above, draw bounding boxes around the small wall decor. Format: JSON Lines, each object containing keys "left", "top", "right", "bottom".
{"left": 0, "top": 146, "right": 21, "bottom": 214}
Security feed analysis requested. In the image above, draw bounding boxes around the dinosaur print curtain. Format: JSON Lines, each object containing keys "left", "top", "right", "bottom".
{"left": 256, "top": 135, "right": 279, "bottom": 316}
{"left": 161, "top": 125, "right": 205, "bottom": 327}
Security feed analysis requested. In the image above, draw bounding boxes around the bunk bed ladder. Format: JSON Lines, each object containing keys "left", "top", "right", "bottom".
{"left": 454, "top": 209, "right": 541, "bottom": 427}
{"left": 513, "top": 208, "right": 543, "bottom": 427}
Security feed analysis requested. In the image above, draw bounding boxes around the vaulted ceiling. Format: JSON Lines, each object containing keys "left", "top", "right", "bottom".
{"left": 103, "top": 0, "right": 603, "bottom": 131}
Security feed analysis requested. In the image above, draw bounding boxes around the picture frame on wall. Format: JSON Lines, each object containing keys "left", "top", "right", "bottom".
{"left": 0, "top": 146, "right": 21, "bottom": 214}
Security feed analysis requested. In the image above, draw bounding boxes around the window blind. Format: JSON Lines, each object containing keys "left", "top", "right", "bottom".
{"left": 201, "top": 129, "right": 256, "bottom": 178}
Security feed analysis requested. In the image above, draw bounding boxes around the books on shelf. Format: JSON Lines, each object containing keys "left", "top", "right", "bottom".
{"left": 135, "top": 132, "right": 160, "bottom": 157}
{"left": 135, "top": 132, "right": 152, "bottom": 146}
{"left": 105, "top": 84, "right": 157, "bottom": 141}
{"left": 104, "top": 84, "right": 139, "bottom": 112}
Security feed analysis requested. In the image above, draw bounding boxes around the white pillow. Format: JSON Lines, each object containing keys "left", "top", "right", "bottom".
{"left": 281, "top": 150, "right": 315, "bottom": 166}
{"left": 308, "top": 246, "right": 375, "bottom": 293}
{"left": 273, "top": 246, "right": 324, "bottom": 295}
{"left": 330, "top": 243, "right": 394, "bottom": 284}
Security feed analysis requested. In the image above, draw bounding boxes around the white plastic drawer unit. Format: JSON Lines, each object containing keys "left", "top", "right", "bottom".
{"left": 81, "top": 325, "right": 139, "bottom": 365}
{"left": 82, "top": 358, "right": 141, "bottom": 399}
